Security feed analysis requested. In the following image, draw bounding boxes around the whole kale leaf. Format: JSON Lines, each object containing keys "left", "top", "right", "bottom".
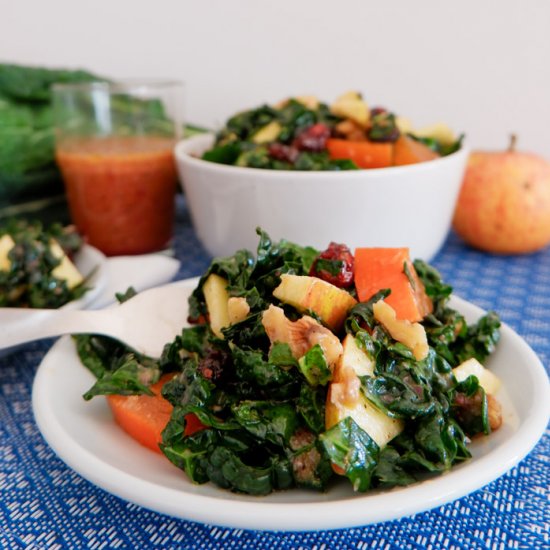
{"left": 0, "top": 64, "right": 101, "bottom": 180}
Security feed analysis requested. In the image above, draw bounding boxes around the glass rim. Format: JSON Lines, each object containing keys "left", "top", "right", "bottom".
{"left": 52, "top": 79, "right": 184, "bottom": 94}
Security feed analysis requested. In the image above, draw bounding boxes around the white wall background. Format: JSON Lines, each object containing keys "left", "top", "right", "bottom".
{"left": 2, "top": 0, "right": 549, "bottom": 157}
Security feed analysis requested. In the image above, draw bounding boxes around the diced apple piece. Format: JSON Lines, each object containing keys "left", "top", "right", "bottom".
{"left": 453, "top": 357, "right": 501, "bottom": 395}
{"left": 275, "top": 96, "right": 319, "bottom": 110}
{"left": 50, "top": 240, "right": 84, "bottom": 289}
{"left": 0, "top": 234, "right": 15, "bottom": 271}
{"left": 330, "top": 91, "right": 370, "bottom": 128}
{"left": 339, "top": 333, "right": 374, "bottom": 377}
{"left": 326, "top": 387, "right": 404, "bottom": 449}
{"left": 395, "top": 116, "right": 413, "bottom": 135}
{"left": 295, "top": 95, "right": 320, "bottom": 110}
{"left": 373, "top": 300, "right": 429, "bottom": 361}
{"left": 414, "top": 122, "right": 456, "bottom": 146}
{"left": 326, "top": 333, "right": 403, "bottom": 448}
{"left": 252, "top": 121, "right": 282, "bottom": 144}
{"left": 203, "top": 274, "right": 230, "bottom": 338}
{"left": 227, "top": 296, "right": 250, "bottom": 325}
{"left": 273, "top": 274, "right": 357, "bottom": 332}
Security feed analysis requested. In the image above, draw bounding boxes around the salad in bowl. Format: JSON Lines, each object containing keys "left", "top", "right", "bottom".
{"left": 76, "top": 230, "right": 502, "bottom": 496}
{"left": 175, "top": 92, "right": 468, "bottom": 260}
{"left": 202, "top": 91, "right": 463, "bottom": 171}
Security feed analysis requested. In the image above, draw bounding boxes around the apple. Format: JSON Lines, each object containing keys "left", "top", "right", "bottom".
{"left": 325, "top": 334, "right": 403, "bottom": 448}
{"left": 452, "top": 135, "right": 550, "bottom": 254}
{"left": 372, "top": 300, "right": 429, "bottom": 361}
{"left": 330, "top": 91, "right": 370, "bottom": 128}
{"left": 272, "top": 274, "right": 357, "bottom": 332}
{"left": 0, "top": 236, "right": 83, "bottom": 289}
{"left": 452, "top": 357, "right": 501, "bottom": 396}
{"left": 452, "top": 357, "right": 503, "bottom": 431}
{"left": 413, "top": 122, "right": 456, "bottom": 146}
{"left": 252, "top": 121, "right": 282, "bottom": 144}
{"left": 49, "top": 240, "right": 84, "bottom": 289}
{"left": 0, "top": 235, "right": 15, "bottom": 272}
{"left": 227, "top": 296, "right": 250, "bottom": 325}
{"left": 202, "top": 274, "right": 230, "bottom": 338}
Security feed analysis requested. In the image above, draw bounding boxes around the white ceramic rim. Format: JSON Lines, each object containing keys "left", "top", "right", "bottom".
{"left": 32, "top": 279, "right": 550, "bottom": 532}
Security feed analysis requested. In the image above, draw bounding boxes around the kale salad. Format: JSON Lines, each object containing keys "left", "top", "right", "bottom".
{"left": 203, "top": 92, "right": 463, "bottom": 171}
{"left": 77, "top": 231, "right": 502, "bottom": 496}
{"left": 0, "top": 219, "right": 87, "bottom": 308}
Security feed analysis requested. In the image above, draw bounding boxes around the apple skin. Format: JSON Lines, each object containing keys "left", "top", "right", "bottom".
{"left": 273, "top": 274, "right": 357, "bottom": 332}
{"left": 325, "top": 334, "right": 403, "bottom": 450}
{"left": 452, "top": 147, "right": 550, "bottom": 254}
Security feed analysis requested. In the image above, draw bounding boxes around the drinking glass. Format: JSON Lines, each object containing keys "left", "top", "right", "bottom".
{"left": 53, "top": 80, "right": 184, "bottom": 256}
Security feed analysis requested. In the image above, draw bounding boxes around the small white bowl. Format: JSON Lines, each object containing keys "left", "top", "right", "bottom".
{"left": 175, "top": 134, "right": 469, "bottom": 260}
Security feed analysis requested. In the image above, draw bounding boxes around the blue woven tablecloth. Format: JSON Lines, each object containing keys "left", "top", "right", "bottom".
{"left": 1, "top": 196, "right": 548, "bottom": 549}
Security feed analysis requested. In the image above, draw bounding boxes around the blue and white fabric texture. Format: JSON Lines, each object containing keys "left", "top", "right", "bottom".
{"left": 1, "top": 198, "right": 548, "bottom": 550}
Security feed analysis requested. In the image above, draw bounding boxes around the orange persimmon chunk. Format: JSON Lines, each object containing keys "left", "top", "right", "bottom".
{"left": 392, "top": 135, "right": 440, "bottom": 166}
{"left": 326, "top": 138, "right": 393, "bottom": 169}
{"left": 354, "top": 247, "right": 433, "bottom": 322}
{"left": 106, "top": 373, "right": 205, "bottom": 453}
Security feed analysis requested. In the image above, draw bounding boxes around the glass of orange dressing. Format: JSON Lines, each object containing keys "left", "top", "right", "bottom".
{"left": 52, "top": 80, "right": 184, "bottom": 256}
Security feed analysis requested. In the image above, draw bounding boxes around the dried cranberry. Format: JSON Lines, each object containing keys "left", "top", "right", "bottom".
{"left": 187, "top": 313, "right": 207, "bottom": 325}
{"left": 293, "top": 123, "right": 331, "bottom": 152}
{"left": 197, "top": 348, "right": 231, "bottom": 383}
{"left": 309, "top": 242, "right": 354, "bottom": 288}
{"left": 268, "top": 143, "right": 299, "bottom": 163}
{"left": 370, "top": 106, "right": 388, "bottom": 117}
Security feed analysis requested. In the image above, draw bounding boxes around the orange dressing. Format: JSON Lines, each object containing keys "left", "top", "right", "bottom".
{"left": 56, "top": 136, "right": 177, "bottom": 256}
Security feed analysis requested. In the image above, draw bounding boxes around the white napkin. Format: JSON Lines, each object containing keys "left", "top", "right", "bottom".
{"left": 91, "top": 254, "right": 181, "bottom": 309}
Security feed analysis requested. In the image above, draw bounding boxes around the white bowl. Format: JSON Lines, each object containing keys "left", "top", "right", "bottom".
{"left": 175, "top": 134, "right": 469, "bottom": 260}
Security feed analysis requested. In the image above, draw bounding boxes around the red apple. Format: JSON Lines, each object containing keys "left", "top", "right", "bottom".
{"left": 452, "top": 136, "right": 550, "bottom": 254}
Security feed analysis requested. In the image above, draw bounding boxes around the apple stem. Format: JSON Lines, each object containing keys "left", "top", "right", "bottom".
{"left": 509, "top": 134, "right": 517, "bottom": 152}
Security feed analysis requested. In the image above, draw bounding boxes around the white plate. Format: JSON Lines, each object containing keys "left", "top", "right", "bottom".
{"left": 32, "top": 279, "right": 550, "bottom": 531}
